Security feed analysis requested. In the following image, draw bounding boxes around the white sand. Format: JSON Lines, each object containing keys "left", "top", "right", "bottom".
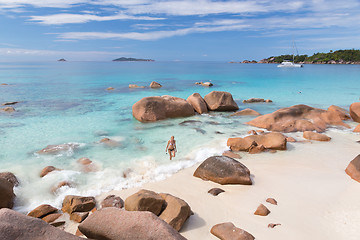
{"left": 93, "top": 129, "right": 360, "bottom": 240}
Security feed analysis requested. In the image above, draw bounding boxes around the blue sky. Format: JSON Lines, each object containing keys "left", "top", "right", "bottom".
{"left": 0, "top": 0, "right": 360, "bottom": 61}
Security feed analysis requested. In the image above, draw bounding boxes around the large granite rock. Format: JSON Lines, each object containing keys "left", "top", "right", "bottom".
{"left": 78, "top": 207, "right": 186, "bottom": 240}
{"left": 227, "top": 132, "right": 287, "bottom": 151}
{"left": 0, "top": 208, "right": 82, "bottom": 240}
{"left": 159, "top": 193, "right": 191, "bottom": 231}
{"left": 303, "top": 131, "right": 331, "bottom": 141}
{"left": 62, "top": 195, "right": 96, "bottom": 214}
{"left": 328, "top": 105, "right": 351, "bottom": 120}
{"left": 0, "top": 172, "right": 19, "bottom": 187}
{"left": 28, "top": 204, "right": 58, "bottom": 218}
{"left": 193, "top": 156, "right": 252, "bottom": 185}
{"left": 345, "top": 154, "right": 360, "bottom": 182}
{"left": 350, "top": 102, "right": 360, "bottom": 123}
{"left": 0, "top": 178, "right": 15, "bottom": 209}
{"left": 125, "top": 189, "right": 165, "bottom": 215}
{"left": 247, "top": 104, "right": 349, "bottom": 132}
{"left": 203, "top": 91, "right": 239, "bottom": 111}
{"left": 211, "top": 222, "right": 254, "bottom": 240}
{"left": 132, "top": 95, "right": 195, "bottom": 122}
{"left": 186, "top": 93, "right": 208, "bottom": 114}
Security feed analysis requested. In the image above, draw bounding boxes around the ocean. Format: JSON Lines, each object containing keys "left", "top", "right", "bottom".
{"left": 0, "top": 61, "right": 359, "bottom": 212}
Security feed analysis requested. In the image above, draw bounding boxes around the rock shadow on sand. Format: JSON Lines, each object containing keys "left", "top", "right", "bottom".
{"left": 179, "top": 212, "right": 206, "bottom": 233}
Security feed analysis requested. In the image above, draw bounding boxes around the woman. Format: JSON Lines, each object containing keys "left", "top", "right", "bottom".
{"left": 165, "top": 136, "right": 177, "bottom": 160}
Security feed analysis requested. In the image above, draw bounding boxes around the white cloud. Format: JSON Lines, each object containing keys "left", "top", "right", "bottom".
{"left": 0, "top": 47, "right": 132, "bottom": 61}
{"left": 57, "top": 23, "right": 250, "bottom": 41}
{"left": 29, "top": 13, "right": 164, "bottom": 25}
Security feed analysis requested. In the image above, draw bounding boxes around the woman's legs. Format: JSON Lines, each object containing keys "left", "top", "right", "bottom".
{"left": 168, "top": 149, "right": 172, "bottom": 160}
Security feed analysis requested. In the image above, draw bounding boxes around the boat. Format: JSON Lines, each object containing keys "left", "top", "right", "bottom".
{"left": 277, "top": 60, "right": 303, "bottom": 68}
{"left": 277, "top": 41, "right": 303, "bottom": 68}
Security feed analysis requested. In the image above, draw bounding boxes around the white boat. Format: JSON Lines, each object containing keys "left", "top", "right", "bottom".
{"left": 277, "top": 60, "right": 303, "bottom": 68}
{"left": 277, "top": 41, "right": 304, "bottom": 68}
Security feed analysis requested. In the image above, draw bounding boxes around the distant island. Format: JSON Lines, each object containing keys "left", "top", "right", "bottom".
{"left": 57, "top": 58, "right": 66, "bottom": 62}
{"left": 231, "top": 49, "right": 360, "bottom": 64}
{"left": 112, "top": 57, "right": 154, "bottom": 62}
{"left": 259, "top": 49, "right": 360, "bottom": 64}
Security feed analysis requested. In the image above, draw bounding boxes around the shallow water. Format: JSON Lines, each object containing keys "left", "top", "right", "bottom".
{"left": 0, "top": 61, "right": 359, "bottom": 212}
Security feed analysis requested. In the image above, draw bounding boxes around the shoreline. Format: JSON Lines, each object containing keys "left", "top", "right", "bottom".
{"left": 59, "top": 128, "right": 360, "bottom": 239}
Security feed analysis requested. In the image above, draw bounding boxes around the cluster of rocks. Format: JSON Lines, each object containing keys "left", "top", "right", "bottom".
{"left": 243, "top": 98, "right": 272, "bottom": 103}
{"left": 0, "top": 187, "right": 191, "bottom": 239}
{"left": 132, "top": 91, "right": 238, "bottom": 122}
{"left": 247, "top": 104, "right": 351, "bottom": 133}
{"left": 227, "top": 132, "right": 287, "bottom": 154}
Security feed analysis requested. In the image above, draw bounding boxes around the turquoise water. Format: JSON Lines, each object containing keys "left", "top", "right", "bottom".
{"left": 0, "top": 61, "right": 359, "bottom": 211}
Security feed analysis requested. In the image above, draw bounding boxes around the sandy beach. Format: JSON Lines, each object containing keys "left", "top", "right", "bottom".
{"left": 70, "top": 128, "right": 359, "bottom": 240}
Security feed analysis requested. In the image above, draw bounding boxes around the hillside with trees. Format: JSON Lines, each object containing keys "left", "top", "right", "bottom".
{"left": 259, "top": 49, "right": 360, "bottom": 64}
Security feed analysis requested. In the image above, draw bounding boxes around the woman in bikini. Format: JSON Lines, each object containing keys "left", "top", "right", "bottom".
{"left": 165, "top": 136, "right": 177, "bottom": 160}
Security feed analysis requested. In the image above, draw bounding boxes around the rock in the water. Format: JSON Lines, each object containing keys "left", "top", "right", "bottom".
{"left": 2, "top": 101, "right": 18, "bottom": 106}
{"left": 303, "top": 131, "right": 331, "bottom": 141}
{"left": 254, "top": 204, "right": 270, "bottom": 216}
{"left": 231, "top": 108, "right": 261, "bottom": 116}
{"left": 52, "top": 181, "right": 73, "bottom": 193}
{"left": 40, "top": 166, "right": 60, "bottom": 178}
{"left": 150, "top": 81, "right": 162, "bottom": 88}
{"left": 159, "top": 193, "right": 191, "bottom": 231}
{"left": 129, "top": 84, "right": 145, "bottom": 88}
{"left": 28, "top": 204, "right": 58, "bottom": 218}
{"left": 106, "top": 87, "right": 115, "bottom": 91}
{"left": 345, "top": 154, "right": 360, "bottom": 182}
{"left": 208, "top": 188, "right": 225, "bottom": 196}
{"left": 101, "top": 195, "right": 124, "bottom": 208}
{"left": 42, "top": 213, "right": 62, "bottom": 223}
{"left": 100, "top": 137, "right": 121, "bottom": 147}
{"left": 350, "top": 102, "right": 360, "bottom": 123}
{"left": 1, "top": 83, "right": 8, "bottom": 85}
{"left": 203, "top": 91, "right": 239, "bottom": 111}
{"left": 0, "top": 208, "right": 82, "bottom": 240}
{"left": 222, "top": 150, "right": 241, "bottom": 159}
{"left": 0, "top": 172, "right": 19, "bottom": 187}
{"left": 1, "top": 106, "right": 15, "bottom": 112}
{"left": 77, "top": 157, "right": 92, "bottom": 165}
{"left": 132, "top": 95, "right": 195, "bottom": 122}
{"left": 201, "top": 82, "right": 213, "bottom": 87}
{"left": 354, "top": 124, "right": 360, "bottom": 133}
{"left": 62, "top": 195, "right": 96, "bottom": 214}
{"left": 0, "top": 178, "right": 15, "bottom": 209}
{"left": 247, "top": 104, "right": 349, "bottom": 133}
{"left": 328, "top": 105, "right": 351, "bottom": 120}
{"left": 266, "top": 198, "right": 278, "bottom": 205}
{"left": 211, "top": 222, "right": 255, "bottom": 240}
{"left": 70, "top": 212, "right": 89, "bottom": 223}
{"left": 78, "top": 207, "right": 186, "bottom": 240}
{"left": 37, "top": 143, "right": 80, "bottom": 155}
{"left": 243, "top": 98, "right": 265, "bottom": 103}
{"left": 227, "top": 132, "right": 287, "bottom": 151}
{"left": 125, "top": 189, "right": 165, "bottom": 215}
{"left": 193, "top": 156, "right": 252, "bottom": 185}
{"left": 186, "top": 93, "right": 208, "bottom": 114}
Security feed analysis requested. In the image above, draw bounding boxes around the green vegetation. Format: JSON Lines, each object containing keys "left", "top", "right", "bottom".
{"left": 112, "top": 57, "right": 154, "bottom": 62}
{"left": 264, "top": 49, "right": 360, "bottom": 63}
